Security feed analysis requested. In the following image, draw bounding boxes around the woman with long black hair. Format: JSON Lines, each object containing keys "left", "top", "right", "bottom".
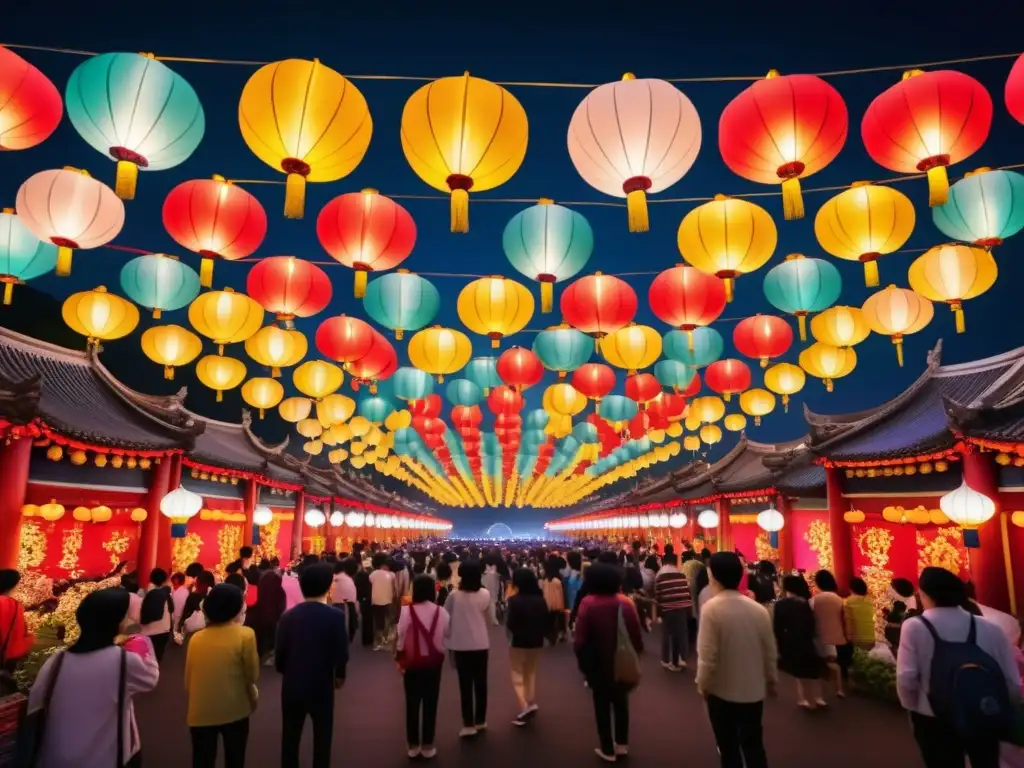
{"left": 444, "top": 560, "right": 495, "bottom": 738}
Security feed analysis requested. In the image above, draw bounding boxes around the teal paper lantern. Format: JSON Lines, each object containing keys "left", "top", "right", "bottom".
{"left": 532, "top": 324, "right": 592, "bottom": 378}
{"left": 598, "top": 394, "right": 638, "bottom": 423}
{"left": 392, "top": 427, "right": 422, "bottom": 457}
{"left": 392, "top": 366, "right": 434, "bottom": 402}
{"left": 572, "top": 421, "right": 599, "bottom": 444}
{"left": 362, "top": 271, "right": 440, "bottom": 341}
{"left": 503, "top": 200, "right": 594, "bottom": 312}
{"left": 663, "top": 327, "right": 723, "bottom": 368}
{"left": 524, "top": 409, "right": 550, "bottom": 431}
{"left": 446, "top": 378, "right": 483, "bottom": 407}
{"left": 654, "top": 359, "right": 696, "bottom": 392}
{"left": 65, "top": 53, "right": 205, "bottom": 200}
{"left": 762, "top": 255, "right": 842, "bottom": 341}
{"left": 933, "top": 168, "right": 1024, "bottom": 248}
{"left": 465, "top": 357, "right": 501, "bottom": 395}
{"left": 120, "top": 254, "right": 201, "bottom": 319}
{"left": 357, "top": 395, "right": 394, "bottom": 424}
{"left": 0, "top": 210, "right": 58, "bottom": 305}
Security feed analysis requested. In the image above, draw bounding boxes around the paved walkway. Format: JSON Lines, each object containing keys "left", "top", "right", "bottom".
{"left": 135, "top": 625, "right": 922, "bottom": 767}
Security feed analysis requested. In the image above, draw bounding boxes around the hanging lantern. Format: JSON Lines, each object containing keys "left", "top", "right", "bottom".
{"left": 141, "top": 324, "right": 202, "bottom": 380}
{"left": 16, "top": 167, "right": 125, "bottom": 277}
{"left": 293, "top": 360, "right": 344, "bottom": 400}
{"left": 392, "top": 366, "right": 435, "bottom": 403}
{"left": 567, "top": 73, "right": 701, "bottom": 232}
{"left": 503, "top": 199, "right": 594, "bottom": 311}
{"left": 408, "top": 326, "right": 473, "bottom": 383}
{"left": 933, "top": 168, "right": 1024, "bottom": 247}
{"left": 764, "top": 363, "right": 805, "bottom": 411}
{"left": 253, "top": 505, "right": 273, "bottom": 526}
{"left": 691, "top": 395, "right": 726, "bottom": 424}
{"left": 908, "top": 244, "right": 996, "bottom": 334}
{"left": 625, "top": 373, "right": 662, "bottom": 405}
{"left": 196, "top": 355, "right": 246, "bottom": 402}
{"left": 63, "top": 286, "right": 139, "bottom": 348}
{"left": 940, "top": 480, "right": 996, "bottom": 547}
{"left": 723, "top": 414, "right": 747, "bottom": 432}
{"left": 457, "top": 276, "right": 534, "bottom": 348}
{"left": 246, "top": 256, "right": 332, "bottom": 326}
{"left": 814, "top": 182, "right": 915, "bottom": 287}
{"left": 239, "top": 59, "right": 372, "bottom": 219}
{"left": 762, "top": 254, "right": 842, "bottom": 340}
{"left": 496, "top": 347, "right": 544, "bottom": 392}
{"left": 561, "top": 272, "right": 638, "bottom": 343}
{"left": 699, "top": 424, "right": 723, "bottom": 446}
{"left": 732, "top": 315, "right": 793, "bottom": 369}
{"left": 648, "top": 265, "right": 727, "bottom": 349}
{"left": 597, "top": 394, "right": 638, "bottom": 423}
{"left": 810, "top": 306, "right": 871, "bottom": 349}
{"left": 346, "top": 331, "right": 398, "bottom": 393}
{"left": 120, "top": 254, "right": 200, "bottom": 319}
{"left": 162, "top": 175, "right": 268, "bottom": 288}
{"left": 1007, "top": 55, "right": 1024, "bottom": 125}
{"left": 245, "top": 325, "right": 307, "bottom": 378}
{"left": 317, "top": 393, "right": 356, "bottom": 425}
{"left": 446, "top": 379, "right": 484, "bottom": 407}
{"left": 705, "top": 359, "right": 752, "bottom": 402}
{"left": 662, "top": 326, "right": 724, "bottom": 369}
{"left": 358, "top": 395, "right": 394, "bottom": 425}
{"left": 362, "top": 270, "right": 439, "bottom": 340}
{"left": 188, "top": 288, "right": 264, "bottom": 355}
{"left": 861, "top": 285, "right": 934, "bottom": 367}
{"left": 298, "top": 419, "right": 323, "bottom": 438}
{"left": 303, "top": 440, "right": 324, "bottom": 456}
{"left": 571, "top": 363, "right": 616, "bottom": 402}
{"left": 544, "top": 383, "right": 587, "bottom": 418}
{"left": 0, "top": 209, "right": 58, "bottom": 304}
{"left": 401, "top": 72, "right": 527, "bottom": 232}
{"left": 719, "top": 70, "right": 847, "bottom": 220}
{"left": 799, "top": 342, "right": 856, "bottom": 392}
{"left": 317, "top": 189, "right": 416, "bottom": 297}
{"left": 465, "top": 357, "right": 501, "bottom": 396}
{"left": 242, "top": 377, "right": 284, "bottom": 419}
{"left": 278, "top": 397, "right": 312, "bottom": 423}
{"left": 532, "top": 325, "right": 592, "bottom": 379}
{"left": 600, "top": 324, "right": 662, "bottom": 375}
{"left": 757, "top": 506, "right": 785, "bottom": 533}
{"left": 653, "top": 360, "right": 695, "bottom": 394}
{"left": 862, "top": 70, "right": 992, "bottom": 206}
{"left": 304, "top": 508, "right": 327, "bottom": 527}
{"left": 683, "top": 435, "right": 701, "bottom": 453}
{"left": 161, "top": 486, "right": 203, "bottom": 522}
{"left": 739, "top": 388, "right": 776, "bottom": 426}
{"left": 0, "top": 46, "right": 62, "bottom": 150}
{"left": 315, "top": 314, "right": 377, "bottom": 367}
{"left": 38, "top": 500, "right": 65, "bottom": 522}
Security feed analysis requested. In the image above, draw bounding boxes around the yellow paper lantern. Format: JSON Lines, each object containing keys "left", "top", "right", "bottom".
{"left": 130, "top": 507, "right": 147, "bottom": 523}
{"left": 699, "top": 424, "right": 723, "bottom": 446}
{"left": 365, "top": 426, "right": 383, "bottom": 446}
{"left": 385, "top": 409, "right": 412, "bottom": 431}
{"left": 861, "top": 285, "right": 934, "bottom": 367}
{"left": 929, "top": 508, "right": 951, "bottom": 525}
{"left": 141, "top": 325, "right": 203, "bottom": 380}
{"left": 303, "top": 439, "right": 324, "bottom": 456}
{"left": 684, "top": 411, "right": 702, "bottom": 431}
{"left": 69, "top": 450, "right": 87, "bottom": 466}
{"left": 764, "top": 362, "right": 805, "bottom": 411}
{"left": 89, "top": 505, "right": 111, "bottom": 523}
{"left": 278, "top": 396, "right": 312, "bottom": 423}
{"left": 907, "top": 507, "right": 931, "bottom": 525}
{"left": 799, "top": 342, "right": 856, "bottom": 392}
{"left": 457, "top": 277, "right": 534, "bottom": 348}
{"left": 544, "top": 383, "right": 587, "bottom": 417}
{"left": 723, "top": 413, "right": 747, "bottom": 432}
{"left": 316, "top": 394, "right": 356, "bottom": 426}
{"left": 72, "top": 506, "right": 92, "bottom": 522}
{"left": 46, "top": 445, "right": 63, "bottom": 461}
{"left": 245, "top": 325, "right": 307, "bottom": 377}
{"left": 677, "top": 194, "right": 777, "bottom": 301}
{"left": 545, "top": 413, "right": 573, "bottom": 438}
{"left": 62, "top": 286, "right": 139, "bottom": 348}
{"left": 332, "top": 423, "right": 354, "bottom": 444}
{"left": 691, "top": 395, "right": 726, "bottom": 424}
{"left": 401, "top": 72, "right": 528, "bottom": 232}
{"left": 882, "top": 505, "right": 905, "bottom": 524}
{"left": 599, "top": 324, "right": 662, "bottom": 375}
{"left": 94, "top": 454, "right": 108, "bottom": 468}
{"left": 21, "top": 504, "right": 38, "bottom": 518}
{"left": 239, "top": 58, "right": 372, "bottom": 219}
{"left": 296, "top": 418, "right": 324, "bottom": 438}
{"left": 814, "top": 182, "right": 915, "bottom": 287}
{"left": 350, "top": 455, "right": 367, "bottom": 469}
{"left": 666, "top": 422, "right": 683, "bottom": 438}
{"left": 349, "top": 416, "right": 371, "bottom": 438}
{"left": 293, "top": 360, "right": 344, "bottom": 400}
{"left": 241, "top": 377, "right": 284, "bottom": 419}
{"left": 907, "top": 244, "right": 997, "bottom": 334}
{"left": 648, "top": 429, "right": 666, "bottom": 444}
{"left": 843, "top": 509, "right": 866, "bottom": 524}
{"left": 189, "top": 288, "right": 264, "bottom": 355}
{"left": 328, "top": 448, "right": 349, "bottom": 464}
{"left": 738, "top": 388, "right": 776, "bottom": 426}
{"left": 810, "top": 306, "right": 871, "bottom": 349}
{"left": 195, "top": 355, "right": 246, "bottom": 402}
{"left": 39, "top": 500, "right": 65, "bottom": 522}
{"left": 407, "top": 326, "right": 473, "bottom": 382}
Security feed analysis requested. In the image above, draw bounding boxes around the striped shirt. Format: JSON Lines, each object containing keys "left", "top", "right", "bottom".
{"left": 654, "top": 566, "right": 692, "bottom": 611}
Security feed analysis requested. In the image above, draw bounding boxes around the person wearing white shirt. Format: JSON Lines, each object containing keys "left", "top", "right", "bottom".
{"left": 369, "top": 559, "right": 396, "bottom": 649}
{"left": 332, "top": 559, "right": 359, "bottom": 642}
{"left": 443, "top": 561, "right": 495, "bottom": 737}
{"left": 398, "top": 575, "right": 450, "bottom": 759}
{"left": 897, "top": 567, "right": 1021, "bottom": 768}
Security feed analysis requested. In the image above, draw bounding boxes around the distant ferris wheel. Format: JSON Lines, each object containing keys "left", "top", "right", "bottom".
{"left": 486, "top": 523, "right": 514, "bottom": 539}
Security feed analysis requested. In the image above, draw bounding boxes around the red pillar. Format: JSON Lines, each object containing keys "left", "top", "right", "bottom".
{"left": 717, "top": 498, "right": 732, "bottom": 553}
{"left": 825, "top": 466, "right": 853, "bottom": 591}
{"left": 138, "top": 455, "right": 172, "bottom": 580}
{"left": 776, "top": 493, "right": 795, "bottom": 572}
{"left": 962, "top": 448, "right": 1011, "bottom": 612}
{"left": 0, "top": 435, "right": 32, "bottom": 570}
{"left": 242, "top": 479, "right": 258, "bottom": 547}
{"left": 155, "top": 455, "right": 182, "bottom": 572}
{"left": 290, "top": 490, "right": 306, "bottom": 561}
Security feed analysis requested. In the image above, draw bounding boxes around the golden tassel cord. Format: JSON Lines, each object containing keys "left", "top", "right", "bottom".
{"left": 781, "top": 177, "right": 804, "bottom": 220}
{"left": 723, "top": 277, "right": 734, "bottom": 303}
{"left": 271, "top": 367, "right": 281, "bottom": 378}
{"left": 56, "top": 247, "right": 73, "bottom": 277}
{"left": 687, "top": 329, "right": 695, "bottom": 352}
{"left": 258, "top": 409, "right": 265, "bottom": 420}
{"left": 894, "top": 337, "right": 904, "bottom": 367}
{"left": 825, "top": 379, "right": 833, "bottom": 393}
{"left": 450, "top": 189, "right": 469, "bottom": 233}
{"left": 863, "top": 260, "right": 880, "bottom": 288}
{"left": 152, "top": 308, "right": 162, "bottom": 319}
{"left": 216, "top": 390, "right": 223, "bottom": 402}
{"left": 114, "top": 160, "right": 138, "bottom": 200}
{"left": 797, "top": 314, "right": 807, "bottom": 341}
{"left": 2, "top": 282, "right": 12, "bottom": 305}
{"left": 626, "top": 189, "right": 649, "bottom": 233}
{"left": 199, "top": 258, "right": 214, "bottom": 288}
{"left": 540, "top": 281, "right": 554, "bottom": 313}
{"left": 164, "top": 365, "right": 174, "bottom": 380}
{"left": 354, "top": 270, "right": 368, "bottom": 298}
{"left": 927, "top": 165, "right": 949, "bottom": 206}
{"left": 284, "top": 173, "right": 306, "bottom": 219}
{"left": 954, "top": 304, "right": 966, "bottom": 334}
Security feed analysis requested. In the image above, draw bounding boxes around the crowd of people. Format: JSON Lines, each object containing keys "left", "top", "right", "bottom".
{"left": 1, "top": 537, "right": 1024, "bottom": 767}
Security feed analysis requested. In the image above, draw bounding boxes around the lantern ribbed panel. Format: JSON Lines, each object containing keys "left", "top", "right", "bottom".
{"left": 0, "top": 46, "right": 62, "bottom": 150}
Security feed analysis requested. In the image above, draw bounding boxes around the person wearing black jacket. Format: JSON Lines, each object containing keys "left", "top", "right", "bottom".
{"left": 354, "top": 561, "right": 373, "bottom": 647}
{"left": 140, "top": 567, "right": 174, "bottom": 661}
{"left": 506, "top": 568, "right": 549, "bottom": 726}
{"left": 570, "top": 551, "right": 620, "bottom": 626}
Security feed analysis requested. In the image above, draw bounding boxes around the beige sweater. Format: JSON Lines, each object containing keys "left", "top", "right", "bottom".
{"left": 696, "top": 591, "right": 778, "bottom": 703}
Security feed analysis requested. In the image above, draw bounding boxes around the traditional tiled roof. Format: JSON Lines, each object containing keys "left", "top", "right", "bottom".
{"left": 776, "top": 463, "right": 827, "bottom": 495}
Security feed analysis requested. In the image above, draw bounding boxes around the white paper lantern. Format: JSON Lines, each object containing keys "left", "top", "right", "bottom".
{"left": 638, "top": 514, "right": 650, "bottom": 527}
{"left": 160, "top": 486, "right": 202, "bottom": 520}
{"left": 757, "top": 506, "right": 785, "bottom": 532}
{"left": 940, "top": 481, "right": 996, "bottom": 529}
{"left": 304, "top": 508, "right": 326, "bottom": 527}
{"left": 252, "top": 504, "right": 273, "bottom": 526}
{"left": 364, "top": 513, "right": 376, "bottom": 528}
{"left": 629, "top": 515, "right": 640, "bottom": 528}
{"left": 345, "top": 511, "right": 365, "bottom": 527}
{"left": 697, "top": 509, "right": 720, "bottom": 529}
{"left": 379, "top": 515, "right": 393, "bottom": 529}
{"left": 329, "top": 511, "right": 344, "bottom": 527}
{"left": 669, "top": 512, "right": 687, "bottom": 529}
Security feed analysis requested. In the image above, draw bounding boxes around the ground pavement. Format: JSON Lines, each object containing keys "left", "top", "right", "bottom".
{"left": 135, "top": 624, "right": 922, "bottom": 767}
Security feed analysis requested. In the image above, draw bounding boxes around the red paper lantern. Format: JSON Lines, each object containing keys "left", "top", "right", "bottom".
{"left": 732, "top": 315, "right": 794, "bottom": 369}
{"left": 488, "top": 385, "right": 524, "bottom": 416}
{"left": 628, "top": 411, "right": 650, "bottom": 439}
{"left": 316, "top": 315, "right": 377, "bottom": 364}
{"left": 316, "top": 189, "right": 416, "bottom": 298}
{"left": 496, "top": 346, "right": 544, "bottom": 392}
{"left": 0, "top": 46, "right": 62, "bottom": 150}
{"left": 682, "top": 371, "right": 701, "bottom": 399}
{"left": 719, "top": 71, "right": 847, "bottom": 220}
{"left": 648, "top": 266, "right": 727, "bottom": 334}
{"left": 625, "top": 373, "right": 661, "bottom": 405}
{"left": 560, "top": 273, "right": 637, "bottom": 340}
{"left": 705, "top": 359, "right": 752, "bottom": 402}
{"left": 451, "top": 405, "right": 482, "bottom": 427}
{"left": 571, "top": 363, "right": 616, "bottom": 401}
{"left": 1007, "top": 55, "right": 1024, "bottom": 125}
{"left": 346, "top": 332, "right": 397, "bottom": 393}
{"left": 648, "top": 392, "right": 688, "bottom": 426}
{"left": 862, "top": 70, "right": 992, "bottom": 206}
{"left": 246, "top": 256, "right": 332, "bottom": 325}
{"left": 162, "top": 175, "right": 268, "bottom": 288}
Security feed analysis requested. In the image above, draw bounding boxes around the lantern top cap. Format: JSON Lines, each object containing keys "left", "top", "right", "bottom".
{"left": 361, "top": 188, "right": 379, "bottom": 196}
{"left": 62, "top": 166, "right": 91, "bottom": 177}
{"left": 713, "top": 193, "right": 729, "bottom": 201}
{"left": 784, "top": 253, "right": 805, "bottom": 262}
{"left": 397, "top": 268, "right": 410, "bottom": 274}
{"left": 965, "top": 167, "right": 993, "bottom": 178}
{"left": 1, "top": 208, "right": 11, "bottom": 215}
{"left": 902, "top": 69, "right": 925, "bottom": 81}
{"left": 621, "top": 73, "right": 636, "bottom": 81}
{"left": 138, "top": 52, "right": 156, "bottom": 59}
{"left": 153, "top": 253, "right": 180, "bottom": 261}
{"left": 851, "top": 180, "right": 872, "bottom": 188}
{"left": 765, "top": 69, "right": 781, "bottom": 79}
{"left": 537, "top": 198, "right": 554, "bottom": 205}
{"left": 93, "top": 286, "right": 109, "bottom": 293}
{"left": 211, "top": 174, "right": 228, "bottom": 183}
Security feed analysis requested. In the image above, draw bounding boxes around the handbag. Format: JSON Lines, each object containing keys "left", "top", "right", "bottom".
{"left": 613, "top": 603, "right": 642, "bottom": 689}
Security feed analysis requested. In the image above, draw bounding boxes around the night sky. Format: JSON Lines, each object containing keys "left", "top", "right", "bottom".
{"left": 4, "top": 2, "right": 1024, "bottom": 535}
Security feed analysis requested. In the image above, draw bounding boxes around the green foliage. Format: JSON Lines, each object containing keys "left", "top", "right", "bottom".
{"left": 850, "top": 647, "right": 899, "bottom": 704}
{"left": 13, "top": 625, "right": 63, "bottom": 692}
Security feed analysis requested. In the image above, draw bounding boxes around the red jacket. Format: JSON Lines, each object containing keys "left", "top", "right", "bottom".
{"left": 0, "top": 595, "right": 34, "bottom": 662}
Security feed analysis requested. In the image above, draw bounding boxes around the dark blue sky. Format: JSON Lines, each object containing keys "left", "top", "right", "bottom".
{"left": 4, "top": 2, "right": 1024, "bottom": 534}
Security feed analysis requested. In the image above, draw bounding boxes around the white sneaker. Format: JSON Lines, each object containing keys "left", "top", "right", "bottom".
{"left": 615, "top": 744, "right": 629, "bottom": 756}
{"left": 661, "top": 662, "right": 679, "bottom": 672}
{"left": 526, "top": 703, "right": 539, "bottom": 714}
{"left": 475, "top": 722, "right": 487, "bottom": 731}
{"left": 421, "top": 746, "right": 437, "bottom": 759}
{"left": 458, "top": 726, "right": 477, "bottom": 738}
{"left": 407, "top": 747, "right": 421, "bottom": 758}
{"left": 594, "top": 748, "right": 617, "bottom": 762}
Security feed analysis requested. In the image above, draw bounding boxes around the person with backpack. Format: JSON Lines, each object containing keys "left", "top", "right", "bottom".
{"left": 397, "top": 574, "right": 449, "bottom": 760}
{"left": 897, "top": 566, "right": 1021, "bottom": 768}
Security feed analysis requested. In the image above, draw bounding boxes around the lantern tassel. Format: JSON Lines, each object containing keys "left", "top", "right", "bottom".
{"left": 760, "top": 357, "right": 768, "bottom": 369}
{"left": 114, "top": 160, "right": 138, "bottom": 200}
{"left": 164, "top": 365, "right": 174, "bottom": 380}
{"left": 354, "top": 270, "right": 368, "bottom": 299}
{"left": 781, "top": 177, "right": 804, "bottom": 220}
{"left": 152, "top": 308, "right": 161, "bottom": 320}
{"left": 491, "top": 338, "right": 500, "bottom": 349}
{"left": 782, "top": 394, "right": 789, "bottom": 412}
{"left": 687, "top": 329, "right": 695, "bottom": 353}
{"left": 724, "top": 278, "right": 734, "bottom": 303}
{"left": 755, "top": 416, "right": 761, "bottom": 426}
{"left": 56, "top": 247, "right": 73, "bottom": 277}
{"left": 216, "top": 390, "right": 224, "bottom": 402}
{"left": 541, "top": 282, "right": 553, "bottom": 313}
{"left": 199, "top": 258, "right": 214, "bottom": 288}
{"left": 450, "top": 189, "right": 469, "bottom": 233}
{"left": 259, "top": 408, "right": 265, "bottom": 420}
{"left": 894, "top": 337, "right": 904, "bottom": 367}
{"left": 954, "top": 304, "right": 966, "bottom": 334}
{"left": 825, "top": 379, "right": 834, "bottom": 393}
{"left": 2, "top": 283, "right": 12, "bottom": 306}
{"left": 927, "top": 166, "right": 949, "bottom": 207}
{"left": 797, "top": 314, "right": 807, "bottom": 341}
{"left": 284, "top": 173, "right": 306, "bottom": 219}
{"left": 863, "top": 260, "right": 880, "bottom": 288}
{"left": 626, "top": 189, "right": 649, "bottom": 233}
{"left": 271, "top": 366, "right": 281, "bottom": 378}
{"left": 394, "top": 328, "right": 404, "bottom": 341}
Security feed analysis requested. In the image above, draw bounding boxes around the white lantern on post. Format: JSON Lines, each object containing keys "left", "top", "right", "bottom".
{"left": 365, "top": 513, "right": 376, "bottom": 528}
{"left": 756, "top": 504, "right": 785, "bottom": 547}
{"left": 669, "top": 512, "right": 687, "bottom": 529}
{"left": 329, "top": 510, "right": 344, "bottom": 527}
{"left": 697, "top": 509, "right": 719, "bottom": 529}
{"left": 160, "top": 486, "right": 202, "bottom": 538}
{"left": 940, "top": 481, "right": 996, "bottom": 548}
{"left": 304, "top": 508, "right": 326, "bottom": 527}
{"left": 346, "top": 511, "right": 365, "bottom": 528}
{"left": 252, "top": 504, "right": 273, "bottom": 527}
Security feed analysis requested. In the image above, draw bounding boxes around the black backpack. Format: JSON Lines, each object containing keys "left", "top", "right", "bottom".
{"left": 919, "top": 614, "right": 1014, "bottom": 740}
